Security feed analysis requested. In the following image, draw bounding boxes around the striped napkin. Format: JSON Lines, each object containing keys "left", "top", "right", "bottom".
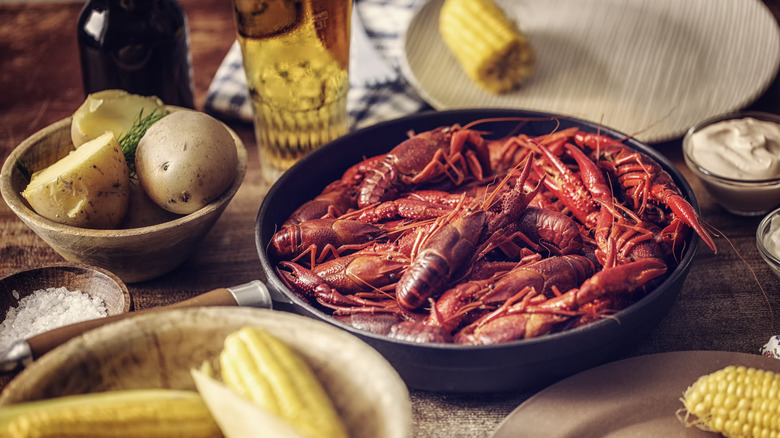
{"left": 204, "top": 0, "right": 432, "bottom": 130}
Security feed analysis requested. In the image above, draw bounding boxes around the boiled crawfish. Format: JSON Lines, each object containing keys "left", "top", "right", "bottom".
{"left": 269, "top": 218, "right": 385, "bottom": 266}
{"left": 395, "top": 158, "right": 541, "bottom": 310}
{"left": 357, "top": 124, "right": 491, "bottom": 208}
{"left": 573, "top": 132, "right": 717, "bottom": 252}
{"left": 454, "top": 257, "right": 667, "bottom": 345}
{"left": 271, "top": 119, "right": 709, "bottom": 346}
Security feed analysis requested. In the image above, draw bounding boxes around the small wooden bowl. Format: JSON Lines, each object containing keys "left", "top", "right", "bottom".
{"left": 0, "top": 263, "right": 132, "bottom": 322}
{"left": 0, "top": 113, "right": 248, "bottom": 283}
{"left": 0, "top": 307, "right": 412, "bottom": 438}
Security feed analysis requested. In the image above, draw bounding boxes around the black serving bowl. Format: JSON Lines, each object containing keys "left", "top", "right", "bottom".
{"left": 255, "top": 109, "right": 699, "bottom": 393}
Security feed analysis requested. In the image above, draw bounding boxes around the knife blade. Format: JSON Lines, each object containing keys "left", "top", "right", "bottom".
{"left": 0, "top": 280, "right": 272, "bottom": 374}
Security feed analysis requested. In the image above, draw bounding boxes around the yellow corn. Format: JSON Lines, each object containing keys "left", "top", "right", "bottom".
{"left": 439, "top": 0, "right": 534, "bottom": 94}
{"left": 219, "top": 326, "right": 348, "bottom": 438}
{"left": 679, "top": 365, "right": 780, "bottom": 438}
{"left": 0, "top": 389, "right": 222, "bottom": 438}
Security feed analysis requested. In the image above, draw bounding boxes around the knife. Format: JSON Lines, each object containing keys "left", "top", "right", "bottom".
{"left": 0, "top": 280, "right": 272, "bottom": 374}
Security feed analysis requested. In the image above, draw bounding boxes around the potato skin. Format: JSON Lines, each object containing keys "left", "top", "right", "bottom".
{"left": 135, "top": 111, "right": 238, "bottom": 214}
{"left": 120, "top": 179, "right": 183, "bottom": 228}
{"left": 22, "top": 132, "right": 130, "bottom": 229}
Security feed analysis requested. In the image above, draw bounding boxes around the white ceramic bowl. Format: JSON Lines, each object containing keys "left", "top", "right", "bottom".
{"left": 682, "top": 111, "right": 780, "bottom": 216}
{"left": 0, "top": 307, "right": 412, "bottom": 438}
{"left": 757, "top": 206, "right": 780, "bottom": 280}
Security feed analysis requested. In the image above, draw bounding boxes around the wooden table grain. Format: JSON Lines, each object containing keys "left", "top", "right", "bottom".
{"left": 2, "top": 1, "right": 780, "bottom": 436}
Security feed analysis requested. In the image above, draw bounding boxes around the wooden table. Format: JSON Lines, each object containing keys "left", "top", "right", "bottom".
{"left": 2, "top": 1, "right": 780, "bottom": 436}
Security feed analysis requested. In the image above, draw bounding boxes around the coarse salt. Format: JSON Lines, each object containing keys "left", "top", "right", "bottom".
{"left": 0, "top": 287, "right": 107, "bottom": 352}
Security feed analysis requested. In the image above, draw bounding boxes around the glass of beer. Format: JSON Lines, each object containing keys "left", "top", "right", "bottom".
{"left": 232, "top": 0, "right": 352, "bottom": 184}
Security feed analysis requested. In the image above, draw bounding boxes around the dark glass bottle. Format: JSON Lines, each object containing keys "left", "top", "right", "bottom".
{"left": 77, "top": 0, "right": 195, "bottom": 108}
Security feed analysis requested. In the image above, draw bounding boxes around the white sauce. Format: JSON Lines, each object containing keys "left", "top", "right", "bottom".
{"left": 766, "top": 215, "right": 780, "bottom": 259}
{"left": 689, "top": 117, "right": 780, "bottom": 180}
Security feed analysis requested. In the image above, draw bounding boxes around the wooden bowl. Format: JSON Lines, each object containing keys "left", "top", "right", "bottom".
{"left": 0, "top": 262, "right": 132, "bottom": 322}
{"left": 0, "top": 114, "right": 248, "bottom": 283}
{"left": 0, "top": 307, "right": 412, "bottom": 438}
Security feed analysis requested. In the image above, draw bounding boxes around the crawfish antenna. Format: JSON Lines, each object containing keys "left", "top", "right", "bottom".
{"left": 722, "top": 230, "right": 774, "bottom": 332}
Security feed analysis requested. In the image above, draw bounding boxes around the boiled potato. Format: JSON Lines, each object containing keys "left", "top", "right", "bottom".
{"left": 120, "top": 179, "right": 183, "bottom": 229}
{"left": 22, "top": 132, "right": 130, "bottom": 229}
{"left": 135, "top": 111, "right": 238, "bottom": 214}
{"left": 71, "top": 89, "right": 165, "bottom": 148}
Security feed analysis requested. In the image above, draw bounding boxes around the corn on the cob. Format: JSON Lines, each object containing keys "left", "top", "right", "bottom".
{"left": 678, "top": 365, "right": 780, "bottom": 438}
{"left": 438, "top": 0, "right": 534, "bottom": 94}
{"left": 219, "top": 327, "right": 348, "bottom": 438}
{"left": 0, "top": 389, "right": 222, "bottom": 438}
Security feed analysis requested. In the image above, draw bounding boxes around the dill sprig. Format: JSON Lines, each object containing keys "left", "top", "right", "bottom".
{"left": 119, "top": 108, "right": 167, "bottom": 173}
{"left": 13, "top": 109, "right": 166, "bottom": 184}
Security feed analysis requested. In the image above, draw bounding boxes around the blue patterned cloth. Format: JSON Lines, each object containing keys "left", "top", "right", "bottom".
{"left": 204, "top": 0, "right": 432, "bottom": 130}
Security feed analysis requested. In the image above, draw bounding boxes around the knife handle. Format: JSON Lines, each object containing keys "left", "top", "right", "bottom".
{"left": 26, "top": 287, "right": 239, "bottom": 360}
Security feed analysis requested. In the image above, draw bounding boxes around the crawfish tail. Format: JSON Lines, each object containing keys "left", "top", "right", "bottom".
{"left": 357, "top": 128, "right": 451, "bottom": 208}
{"left": 650, "top": 184, "right": 717, "bottom": 253}
{"left": 396, "top": 210, "right": 487, "bottom": 310}
{"left": 357, "top": 156, "right": 400, "bottom": 208}
{"left": 428, "top": 279, "right": 492, "bottom": 332}
{"left": 269, "top": 218, "right": 384, "bottom": 263}
{"left": 539, "top": 258, "right": 667, "bottom": 312}
{"left": 340, "top": 154, "right": 386, "bottom": 187}
{"left": 282, "top": 180, "right": 357, "bottom": 228}
{"left": 388, "top": 321, "right": 454, "bottom": 344}
{"left": 454, "top": 312, "right": 562, "bottom": 345}
{"left": 276, "top": 261, "right": 333, "bottom": 303}
{"left": 312, "top": 250, "right": 409, "bottom": 294}
{"left": 396, "top": 250, "right": 455, "bottom": 310}
{"left": 479, "top": 255, "right": 594, "bottom": 306}
{"left": 515, "top": 206, "right": 584, "bottom": 256}
{"left": 335, "top": 314, "right": 401, "bottom": 336}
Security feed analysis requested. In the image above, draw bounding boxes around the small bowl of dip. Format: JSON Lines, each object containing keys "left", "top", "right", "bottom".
{"left": 757, "top": 207, "right": 780, "bottom": 280}
{"left": 683, "top": 111, "right": 780, "bottom": 216}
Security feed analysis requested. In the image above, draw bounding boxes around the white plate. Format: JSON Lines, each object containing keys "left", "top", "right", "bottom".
{"left": 401, "top": 0, "right": 780, "bottom": 143}
{"left": 491, "top": 351, "right": 780, "bottom": 438}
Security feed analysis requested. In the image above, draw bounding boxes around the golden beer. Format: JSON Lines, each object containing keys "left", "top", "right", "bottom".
{"left": 233, "top": 0, "right": 351, "bottom": 183}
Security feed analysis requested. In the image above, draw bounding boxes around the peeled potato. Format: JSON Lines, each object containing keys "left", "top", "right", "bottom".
{"left": 71, "top": 89, "right": 166, "bottom": 148}
{"left": 135, "top": 111, "right": 238, "bottom": 215}
{"left": 22, "top": 132, "right": 130, "bottom": 229}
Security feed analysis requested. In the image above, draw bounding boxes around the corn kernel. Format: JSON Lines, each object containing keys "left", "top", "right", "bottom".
{"left": 680, "top": 366, "right": 780, "bottom": 438}
{"left": 438, "top": 0, "right": 534, "bottom": 94}
{"left": 219, "top": 327, "right": 348, "bottom": 438}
